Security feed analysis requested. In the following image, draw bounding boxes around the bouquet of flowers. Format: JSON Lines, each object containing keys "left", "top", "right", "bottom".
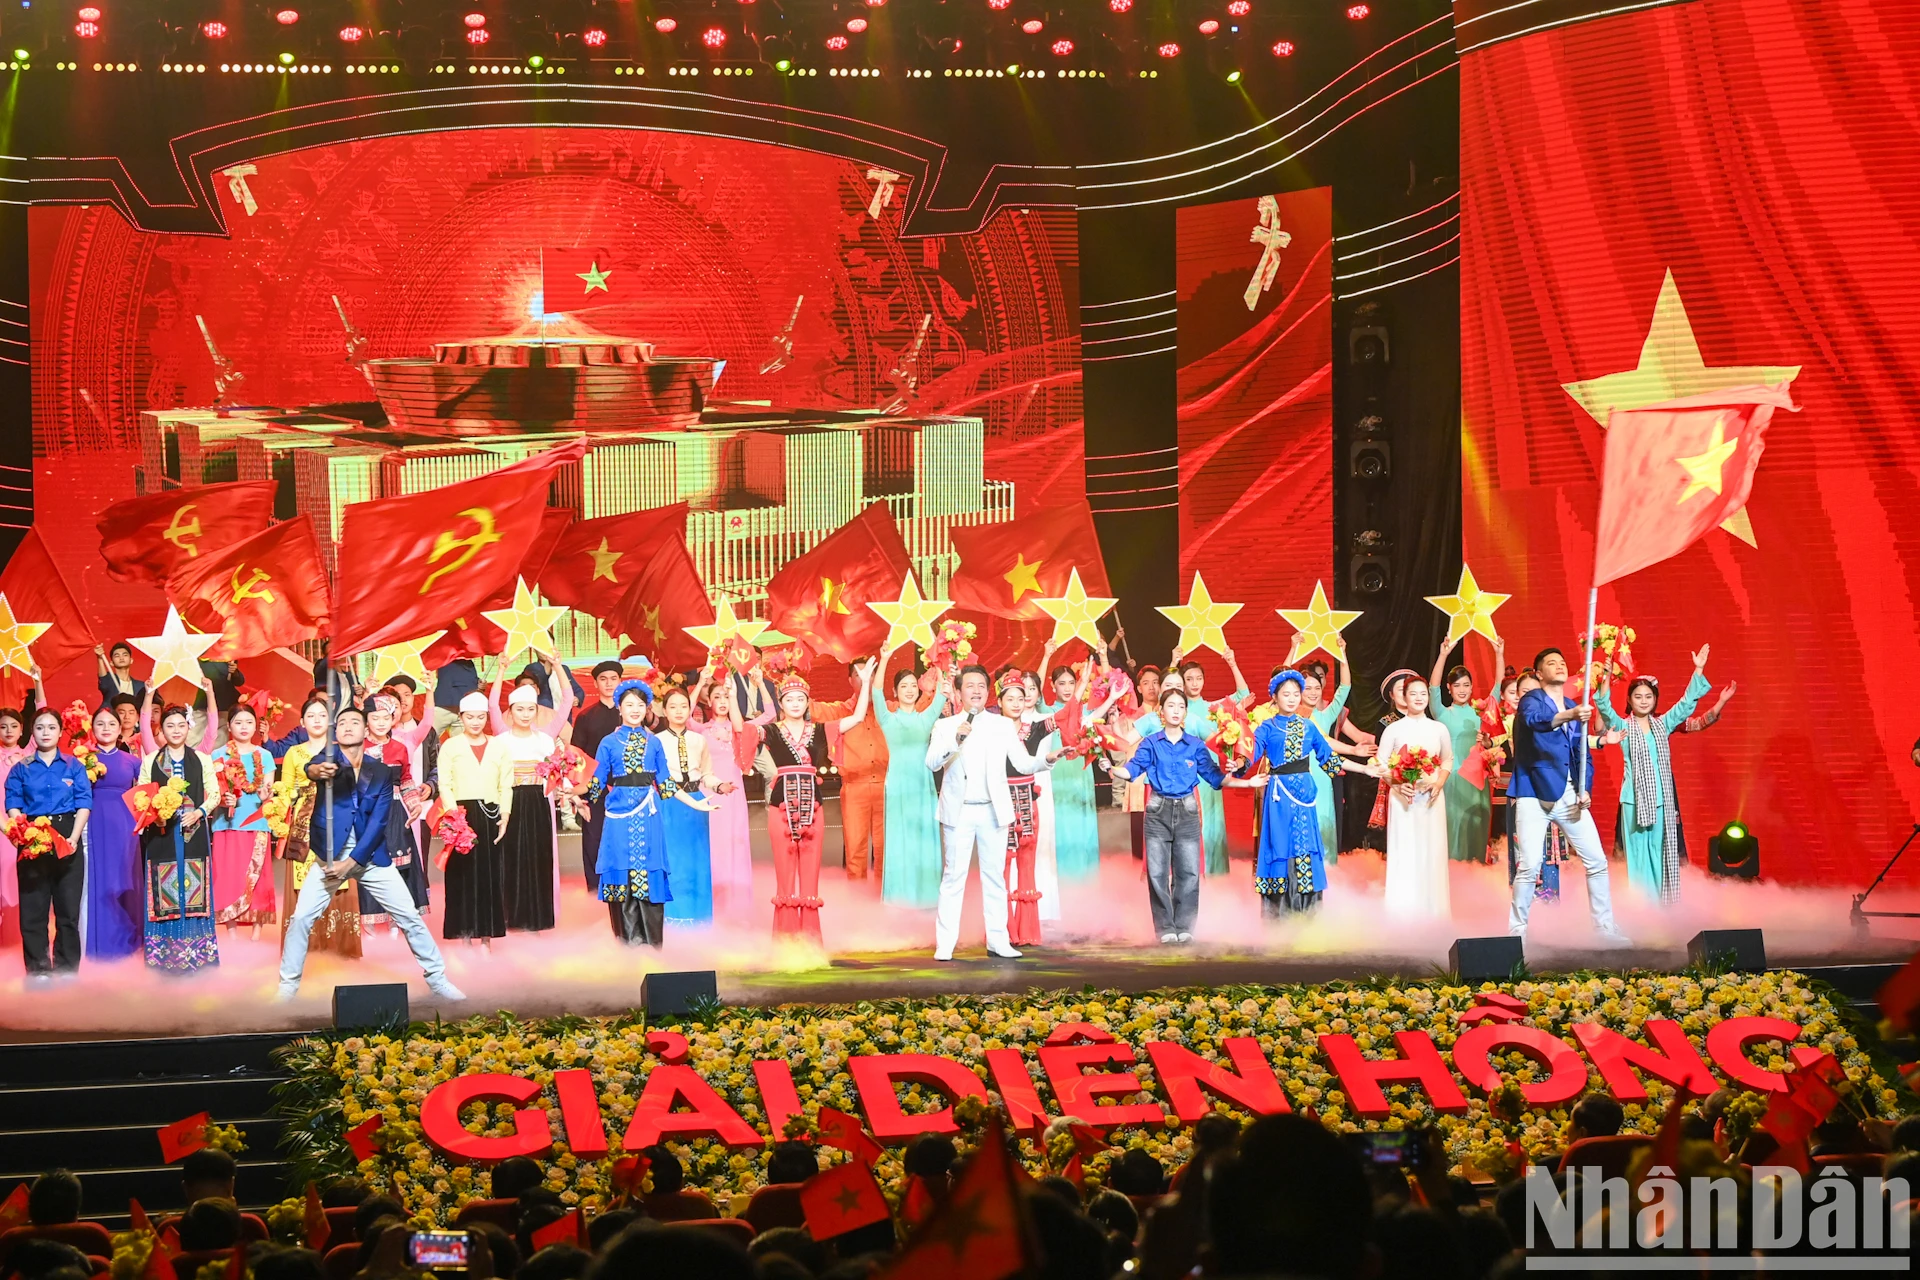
{"left": 260, "top": 781, "right": 295, "bottom": 840}
{"left": 1205, "top": 698, "right": 1255, "bottom": 769}
{"left": 1576, "top": 622, "right": 1637, "bottom": 683}
{"left": 237, "top": 686, "right": 294, "bottom": 734}
{"left": 70, "top": 737, "right": 106, "bottom": 783}
{"left": 202, "top": 1120, "right": 247, "bottom": 1156}
{"left": 218, "top": 751, "right": 260, "bottom": 809}
{"left": 924, "top": 619, "right": 976, "bottom": 674}
{"left": 433, "top": 806, "right": 477, "bottom": 856}
{"left": 1384, "top": 744, "right": 1442, "bottom": 790}
{"left": 536, "top": 743, "right": 594, "bottom": 797}
{"left": 59, "top": 700, "right": 90, "bottom": 750}
{"left": 125, "top": 777, "right": 191, "bottom": 833}
{"left": 6, "top": 814, "right": 74, "bottom": 860}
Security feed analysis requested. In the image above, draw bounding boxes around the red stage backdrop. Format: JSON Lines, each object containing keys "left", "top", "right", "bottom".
{"left": 1460, "top": 0, "right": 1920, "bottom": 884}
{"left": 1175, "top": 189, "right": 1334, "bottom": 683}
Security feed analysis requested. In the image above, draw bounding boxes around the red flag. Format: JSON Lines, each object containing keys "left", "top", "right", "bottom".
{"left": 303, "top": 1183, "right": 329, "bottom": 1253}
{"left": 816, "top": 1105, "right": 885, "bottom": 1167}
{"left": 0, "top": 528, "right": 98, "bottom": 675}
{"left": 1066, "top": 1123, "right": 1106, "bottom": 1160}
{"left": 157, "top": 1113, "right": 211, "bottom": 1164}
{"left": 880, "top": 1119, "right": 1031, "bottom": 1280}
{"left": 1644, "top": 1087, "right": 1694, "bottom": 1182}
{"left": 97, "top": 480, "right": 278, "bottom": 585}
{"left": 800, "top": 1160, "right": 891, "bottom": 1240}
{"left": 423, "top": 508, "right": 574, "bottom": 665}
{"left": 542, "top": 248, "right": 632, "bottom": 312}
{"left": 344, "top": 1115, "right": 384, "bottom": 1162}
{"left": 606, "top": 538, "right": 712, "bottom": 669}
{"left": 0, "top": 1183, "right": 28, "bottom": 1231}
{"left": 333, "top": 442, "right": 585, "bottom": 656}
{"left": 129, "top": 1198, "right": 155, "bottom": 1239}
{"left": 1592, "top": 385, "right": 1797, "bottom": 586}
{"left": 902, "top": 1175, "right": 937, "bottom": 1227}
{"left": 538, "top": 504, "right": 687, "bottom": 622}
{"left": 1062, "top": 1154, "right": 1084, "bottom": 1190}
{"left": 1757, "top": 1094, "right": 1816, "bottom": 1173}
{"left": 141, "top": 1239, "right": 173, "bottom": 1280}
{"left": 165, "top": 517, "right": 331, "bottom": 660}
{"left": 610, "top": 1154, "right": 651, "bottom": 1207}
{"left": 949, "top": 500, "right": 1109, "bottom": 621}
{"left": 224, "top": 1239, "right": 246, "bottom": 1280}
{"left": 529, "top": 1209, "right": 586, "bottom": 1252}
{"left": 1880, "top": 951, "right": 1920, "bottom": 1036}
{"left": 764, "top": 505, "right": 915, "bottom": 662}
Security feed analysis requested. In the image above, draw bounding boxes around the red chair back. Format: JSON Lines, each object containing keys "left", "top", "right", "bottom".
{"left": 237, "top": 1215, "right": 268, "bottom": 1246}
{"left": 740, "top": 1185, "right": 807, "bottom": 1235}
{"left": 0, "top": 1224, "right": 117, "bottom": 1269}
{"left": 640, "top": 1190, "right": 718, "bottom": 1223}
{"left": 321, "top": 1242, "right": 360, "bottom": 1280}
{"left": 321, "top": 1207, "right": 358, "bottom": 1245}
{"left": 450, "top": 1200, "right": 518, "bottom": 1232}
{"left": 1555, "top": 1135, "right": 1652, "bottom": 1180}
{"left": 681, "top": 1219, "right": 754, "bottom": 1249}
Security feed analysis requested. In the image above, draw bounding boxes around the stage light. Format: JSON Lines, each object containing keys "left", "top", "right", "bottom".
{"left": 583, "top": 28, "right": 606, "bottom": 45}
{"left": 1271, "top": 39, "right": 1294, "bottom": 55}
{"left": 654, "top": 17, "right": 675, "bottom": 31}
{"left": 201, "top": 19, "right": 225, "bottom": 36}
{"left": 275, "top": 8, "right": 297, "bottom": 24}
{"left": 1226, "top": 69, "right": 1240, "bottom": 82}
{"left": 1006, "top": 62, "right": 1019, "bottom": 75}
{"left": 463, "top": 11, "right": 484, "bottom": 26}
{"left": 987, "top": 0, "right": 1010, "bottom": 9}
{"left": 1725, "top": 822, "right": 1746, "bottom": 841}
{"left": 701, "top": 25, "right": 725, "bottom": 46}
{"left": 1709, "top": 820, "right": 1759, "bottom": 880}
{"left": 73, "top": 18, "right": 93, "bottom": 33}
{"left": 278, "top": 51, "right": 294, "bottom": 63}
{"left": 1021, "top": 18, "right": 1042, "bottom": 32}
{"left": 824, "top": 34, "right": 847, "bottom": 48}
{"left": 75, "top": 4, "right": 97, "bottom": 17}
{"left": 1198, "top": 18, "right": 1219, "bottom": 33}
{"left": 1157, "top": 41, "right": 1179, "bottom": 56}
{"left": 338, "top": 25, "right": 362, "bottom": 41}
{"left": 526, "top": 54, "right": 543, "bottom": 67}
{"left": 466, "top": 27, "right": 487, "bottom": 43}
{"left": 12, "top": 47, "right": 26, "bottom": 59}
{"left": 847, "top": 17, "right": 867, "bottom": 31}
{"left": 1346, "top": 2, "right": 1369, "bottom": 16}
{"left": 1227, "top": 0, "right": 1249, "bottom": 12}
{"left": 1051, "top": 38, "right": 1071, "bottom": 54}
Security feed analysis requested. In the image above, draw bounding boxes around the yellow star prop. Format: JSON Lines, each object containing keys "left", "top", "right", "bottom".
{"left": 586, "top": 538, "right": 623, "bottom": 583}
{"left": 481, "top": 577, "right": 568, "bottom": 659}
{"left": 1563, "top": 269, "right": 1799, "bottom": 547}
{"left": 867, "top": 573, "right": 952, "bottom": 655}
{"left": 1276, "top": 581, "right": 1362, "bottom": 666}
{"left": 683, "top": 596, "right": 771, "bottom": 652}
{"left": 1156, "top": 572, "right": 1243, "bottom": 658}
{"left": 0, "top": 594, "right": 51, "bottom": 676}
{"left": 1032, "top": 567, "right": 1117, "bottom": 649}
{"left": 366, "top": 631, "right": 448, "bottom": 688}
{"left": 130, "top": 604, "right": 221, "bottom": 694}
{"left": 577, "top": 261, "right": 612, "bottom": 294}
{"left": 1004, "top": 553, "right": 1044, "bottom": 603}
{"left": 1424, "top": 564, "right": 1511, "bottom": 649}
{"left": 1674, "top": 415, "right": 1740, "bottom": 504}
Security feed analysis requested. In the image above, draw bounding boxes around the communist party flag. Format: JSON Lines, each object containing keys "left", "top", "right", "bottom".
{"left": 97, "top": 479, "right": 278, "bottom": 584}
{"left": 424, "top": 508, "right": 575, "bottom": 665}
{"left": 877, "top": 1119, "right": 1031, "bottom": 1280}
{"left": 949, "top": 499, "right": 1109, "bottom": 621}
{"left": 165, "top": 516, "right": 331, "bottom": 659}
{"left": 542, "top": 248, "right": 631, "bottom": 312}
{"left": 1592, "top": 384, "right": 1797, "bottom": 586}
{"left": 332, "top": 441, "right": 586, "bottom": 656}
{"left": 765, "top": 504, "right": 913, "bottom": 662}
{"left": 607, "top": 538, "right": 711, "bottom": 669}
{"left": 538, "top": 502, "right": 689, "bottom": 621}
{"left": 0, "top": 528, "right": 97, "bottom": 674}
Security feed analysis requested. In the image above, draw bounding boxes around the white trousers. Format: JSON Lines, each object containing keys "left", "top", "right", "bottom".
{"left": 1509, "top": 784, "right": 1618, "bottom": 937}
{"left": 936, "top": 803, "right": 1011, "bottom": 958}
{"left": 279, "top": 862, "right": 447, "bottom": 988}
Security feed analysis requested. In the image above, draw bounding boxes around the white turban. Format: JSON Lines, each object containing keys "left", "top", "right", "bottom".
{"left": 507, "top": 684, "right": 540, "bottom": 708}
{"left": 459, "top": 692, "right": 488, "bottom": 714}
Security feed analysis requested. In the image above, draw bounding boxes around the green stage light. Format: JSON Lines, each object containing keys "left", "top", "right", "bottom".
{"left": 1723, "top": 821, "right": 1746, "bottom": 842}
{"left": 1006, "top": 63, "right": 1019, "bottom": 76}
{"left": 278, "top": 51, "right": 294, "bottom": 64}
{"left": 528, "top": 55, "right": 544, "bottom": 67}
{"left": 776, "top": 58, "right": 790, "bottom": 71}
{"left": 1226, "top": 69, "right": 1241, "bottom": 82}
{"left": 12, "top": 49, "right": 27, "bottom": 60}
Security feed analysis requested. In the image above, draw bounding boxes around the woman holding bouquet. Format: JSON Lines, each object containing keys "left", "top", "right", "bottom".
{"left": 1236, "top": 671, "right": 1340, "bottom": 918}
{"left": 1596, "top": 644, "right": 1712, "bottom": 904}
{"left": 275, "top": 697, "right": 360, "bottom": 960}
{"left": 656, "top": 687, "right": 718, "bottom": 926}
{"left": 439, "top": 691, "right": 510, "bottom": 943}
{"left": 139, "top": 703, "right": 222, "bottom": 973}
{"left": 1040, "top": 653, "right": 1111, "bottom": 883}
{"left": 874, "top": 662, "right": 947, "bottom": 909}
{"left": 1173, "top": 650, "right": 1251, "bottom": 876}
{"left": 692, "top": 675, "right": 756, "bottom": 917}
{"left": 497, "top": 681, "right": 563, "bottom": 932}
{"left": 1370, "top": 676, "right": 1454, "bottom": 919}
{"left": 82, "top": 704, "right": 144, "bottom": 960}
{"left": 210, "top": 699, "right": 276, "bottom": 936}
{"left": 1429, "top": 638, "right": 1503, "bottom": 865}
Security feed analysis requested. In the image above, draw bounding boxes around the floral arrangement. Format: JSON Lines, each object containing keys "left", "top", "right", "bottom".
{"left": 219, "top": 752, "right": 265, "bottom": 809}
{"left": 924, "top": 619, "right": 976, "bottom": 674}
{"left": 1576, "top": 622, "right": 1637, "bottom": 684}
{"left": 261, "top": 778, "right": 298, "bottom": 840}
{"left": 125, "top": 777, "right": 190, "bottom": 832}
{"left": 6, "top": 814, "right": 73, "bottom": 860}
{"left": 271, "top": 971, "right": 1899, "bottom": 1223}
{"left": 1383, "top": 744, "right": 1442, "bottom": 787}
{"left": 107, "top": 1229, "right": 165, "bottom": 1280}
{"left": 536, "top": 744, "right": 594, "bottom": 797}
{"left": 238, "top": 686, "right": 294, "bottom": 735}
{"left": 203, "top": 1120, "right": 247, "bottom": 1156}
{"left": 59, "top": 700, "right": 91, "bottom": 750}
{"left": 70, "top": 737, "right": 106, "bottom": 784}
{"left": 433, "top": 807, "right": 478, "bottom": 857}
{"left": 1204, "top": 698, "right": 1254, "bottom": 769}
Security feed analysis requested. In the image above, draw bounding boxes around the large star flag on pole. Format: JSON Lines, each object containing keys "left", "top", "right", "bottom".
{"left": 868, "top": 574, "right": 951, "bottom": 656}
{"left": 1155, "top": 572, "right": 1243, "bottom": 657}
{"left": 0, "top": 594, "right": 50, "bottom": 676}
{"left": 131, "top": 604, "right": 222, "bottom": 695}
{"left": 1032, "top": 568, "right": 1118, "bottom": 649}
{"left": 1424, "top": 565, "right": 1510, "bottom": 648}
{"left": 1275, "top": 581, "right": 1361, "bottom": 665}
{"left": 480, "top": 577, "right": 567, "bottom": 659}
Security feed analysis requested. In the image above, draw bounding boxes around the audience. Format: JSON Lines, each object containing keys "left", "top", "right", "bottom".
{"left": 764, "top": 1143, "right": 821, "bottom": 1186}
{"left": 1567, "top": 1093, "right": 1625, "bottom": 1142}
{"left": 26, "top": 1173, "right": 81, "bottom": 1227}
{"left": 179, "top": 1150, "right": 238, "bottom": 1206}
{"left": 176, "top": 1199, "right": 242, "bottom": 1253}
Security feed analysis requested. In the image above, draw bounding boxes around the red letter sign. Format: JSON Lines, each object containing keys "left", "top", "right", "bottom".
{"left": 1319, "top": 1031, "right": 1470, "bottom": 1119}
{"left": 1572, "top": 1020, "right": 1718, "bottom": 1102}
{"left": 1451, "top": 1025, "right": 1587, "bottom": 1108}
{"left": 419, "top": 1073, "right": 554, "bottom": 1163}
{"left": 848, "top": 1054, "right": 989, "bottom": 1142}
{"left": 752, "top": 1059, "right": 805, "bottom": 1140}
{"left": 1038, "top": 1042, "right": 1165, "bottom": 1130}
{"left": 1704, "top": 1016, "right": 1805, "bottom": 1092}
{"left": 1145, "top": 1037, "right": 1291, "bottom": 1122}
{"left": 552, "top": 1068, "right": 609, "bottom": 1158}
{"left": 983, "top": 1048, "right": 1049, "bottom": 1135}
{"left": 621, "top": 1064, "right": 762, "bottom": 1150}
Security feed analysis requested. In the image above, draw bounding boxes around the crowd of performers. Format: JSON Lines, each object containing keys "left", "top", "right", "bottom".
{"left": 0, "top": 624, "right": 1739, "bottom": 980}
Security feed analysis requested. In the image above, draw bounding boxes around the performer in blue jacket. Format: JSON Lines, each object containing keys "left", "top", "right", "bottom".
{"left": 1237, "top": 670, "right": 1340, "bottom": 919}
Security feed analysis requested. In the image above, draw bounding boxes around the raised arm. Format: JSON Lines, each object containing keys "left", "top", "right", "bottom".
{"left": 139, "top": 682, "right": 158, "bottom": 755}
{"left": 1659, "top": 649, "right": 1713, "bottom": 734}
{"left": 836, "top": 658, "right": 878, "bottom": 734}
{"left": 545, "top": 659, "right": 576, "bottom": 736}
{"left": 1595, "top": 675, "right": 1626, "bottom": 731}
{"left": 487, "top": 670, "right": 506, "bottom": 735}
{"left": 197, "top": 677, "right": 220, "bottom": 752}
{"left": 1428, "top": 636, "right": 1451, "bottom": 698}
{"left": 1224, "top": 648, "right": 1250, "bottom": 701}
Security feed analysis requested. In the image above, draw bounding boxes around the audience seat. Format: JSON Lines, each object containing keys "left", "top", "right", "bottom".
{"left": 639, "top": 1190, "right": 719, "bottom": 1223}
{"left": 0, "top": 1224, "right": 117, "bottom": 1269}
{"left": 451, "top": 1200, "right": 519, "bottom": 1232}
{"left": 681, "top": 1219, "right": 753, "bottom": 1249}
{"left": 321, "top": 1208, "right": 358, "bottom": 1245}
{"left": 740, "top": 1185, "right": 807, "bottom": 1235}
{"left": 321, "top": 1242, "right": 360, "bottom": 1280}
{"left": 1554, "top": 1135, "right": 1652, "bottom": 1181}
{"left": 1813, "top": 1153, "right": 1887, "bottom": 1176}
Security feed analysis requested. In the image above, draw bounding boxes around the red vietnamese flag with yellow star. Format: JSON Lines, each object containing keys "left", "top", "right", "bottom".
{"left": 949, "top": 499, "right": 1109, "bottom": 621}
{"left": 538, "top": 503, "right": 689, "bottom": 621}
{"left": 0, "top": 528, "right": 96, "bottom": 676}
{"left": 165, "top": 516, "right": 332, "bottom": 660}
{"left": 606, "top": 537, "right": 712, "bottom": 669}
{"left": 96, "top": 479, "right": 278, "bottom": 585}
{"left": 764, "top": 504, "right": 914, "bottom": 662}
{"left": 542, "top": 248, "right": 629, "bottom": 313}
{"left": 1592, "top": 384, "right": 1796, "bottom": 586}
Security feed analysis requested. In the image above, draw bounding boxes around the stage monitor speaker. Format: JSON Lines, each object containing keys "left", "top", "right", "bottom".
{"left": 1450, "top": 936, "right": 1524, "bottom": 982}
{"left": 642, "top": 970, "right": 719, "bottom": 1017}
{"left": 333, "top": 983, "right": 409, "bottom": 1029}
{"left": 1708, "top": 828, "right": 1760, "bottom": 880}
{"left": 1688, "top": 929, "right": 1766, "bottom": 972}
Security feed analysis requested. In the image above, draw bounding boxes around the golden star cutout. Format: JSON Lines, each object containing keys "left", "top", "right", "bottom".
{"left": 867, "top": 573, "right": 952, "bottom": 656}
{"left": 1032, "top": 567, "right": 1118, "bottom": 648}
{"left": 1156, "top": 572, "right": 1243, "bottom": 658}
{"left": 1674, "top": 415, "right": 1740, "bottom": 504}
{"left": 130, "top": 604, "right": 221, "bottom": 694}
{"left": 1564, "top": 269, "right": 1800, "bottom": 547}
{"left": 365, "top": 631, "right": 448, "bottom": 689}
{"left": 480, "top": 577, "right": 568, "bottom": 659}
{"left": 577, "top": 261, "right": 612, "bottom": 294}
{"left": 683, "top": 596, "right": 771, "bottom": 652}
{"left": 819, "top": 577, "right": 852, "bottom": 616}
{"left": 0, "top": 594, "right": 51, "bottom": 676}
{"left": 1424, "top": 564, "right": 1511, "bottom": 649}
{"left": 1275, "top": 581, "right": 1362, "bottom": 666}
{"left": 1004, "top": 552, "right": 1044, "bottom": 604}
{"left": 586, "top": 538, "right": 623, "bottom": 583}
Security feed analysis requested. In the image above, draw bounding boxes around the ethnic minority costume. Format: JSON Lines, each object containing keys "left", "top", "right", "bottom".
{"left": 438, "top": 729, "right": 511, "bottom": 941}
{"left": 277, "top": 739, "right": 361, "bottom": 959}
{"left": 694, "top": 713, "right": 757, "bottom": 916}
{"left": 1239, "top": 709, "right": 1338, "bottom": 917}
{"left": 1598, "top": 671, "right": 1709, "bottom": 905}
{"left": 755, "top": 713, "right": 831, "bottom": 945}
{"left": 210, "top": 742, "right": 276, "bottom": 928}
{"left": 656, "top": 727, "right": 715, "bottom": 925}
{"left": 1435, "top": 699, "right": 1491, "bottom": 864}
{"left": 497, "top": 728, "right": 559, "bottom": 932}
{"left": 1004, "top": 714, "right": 1055, "bottom": 947}
{"left": 587, "top": 722, "right": 672, "bottom": 947}
{"left": 139, "top": 745, "right": 221, "bottom": 973}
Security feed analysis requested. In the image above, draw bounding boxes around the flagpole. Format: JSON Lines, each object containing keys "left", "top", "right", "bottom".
{"left": 1577, "top": 585, "right": 1598, "bottom": 806}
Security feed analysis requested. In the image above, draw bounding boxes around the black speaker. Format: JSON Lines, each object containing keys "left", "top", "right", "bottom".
{"left": 1349, "top": 438, "right": 1392, "bottom": 481}
{"left": 1708, "top": 830, "right": 1760, "bottom": 880}
{"left": 1450, "top": 936, "right": 1524, "bottom": 982}
{"left": 1688, "top": 929, "right": 1765, "bottom": 972}
{"left": 333, "top": 983, "right": 409, "bottom": 1029}
{"left": 641, "top": 970, "right": 719, "bottom": 1017}
{"left": 1350, "top": 553, "right": 1391, "bottom": 595}
{"left": 1348, "top": 324, "right": 1391, "bottom": 367}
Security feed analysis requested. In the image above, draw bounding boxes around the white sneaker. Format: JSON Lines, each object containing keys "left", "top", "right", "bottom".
{"left": 1175, "top": 931, "right": 1193, "bottom": 944}
{"left": 987, "top": 946, "right": 1023, "bottom": 959}
{"left": 427, "top": 978, "right": 467, "bottom": 1001}
{"left": 1596, "top": 929, "right": 1633, "bottom": 949}
{"left": 1159, "top": 932, "right": 1178, "bottom": 944}
{"left": 934, "top": 951, "right": 954, "bottom": 962}
{"left": 273, "top": 982, "right": 299, "bottom": 1003}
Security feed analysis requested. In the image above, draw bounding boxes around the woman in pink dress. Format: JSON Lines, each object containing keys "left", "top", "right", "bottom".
{"left": 693, "top": 674, "right": 758, "bottom": 919}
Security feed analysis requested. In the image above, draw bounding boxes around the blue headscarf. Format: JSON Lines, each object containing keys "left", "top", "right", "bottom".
{"left": 614, "top": 678, "right": 654, "bottom": 708}
{"left": 1269, "top": 669, "right": 1305, "bottom": 697}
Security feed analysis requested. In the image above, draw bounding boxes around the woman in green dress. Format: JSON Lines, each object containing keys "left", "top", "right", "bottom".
{"left": 875, "top": 664, "right": 947, "bottom": 908}
{"left": 1428, "top": 637, "right": 1501, "bottom": 864}
{"left": 1175, "top": 649, "right": 1250, "bottom": 876}
{"left": 1301, "top": 647, "right": 1368, "bottom": 858}
{"left": 1596, "top": 645, "right": 1712, "bottom": 905}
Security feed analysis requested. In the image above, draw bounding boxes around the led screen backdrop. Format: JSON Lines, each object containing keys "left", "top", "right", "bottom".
{"left": 1459, "top": 0, "right": 1920, "bottom": 885}
{"left": 1175, "top": 188, "right": 1333, "bottom": 682}
{"left": 28, "top": 126, "right": 1081, "bottom": 685}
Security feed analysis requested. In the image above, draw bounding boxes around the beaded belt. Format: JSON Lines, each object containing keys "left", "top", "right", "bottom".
{"left": 775, "top": 764, "right": 818, "bottom": 842}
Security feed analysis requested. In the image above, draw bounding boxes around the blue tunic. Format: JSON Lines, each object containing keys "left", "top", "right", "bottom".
{"left": 587, "top": 727, "right": 672, "bottom": 906}
{"left": 1242, "top": 715, "right": 1336, "bottom": 901}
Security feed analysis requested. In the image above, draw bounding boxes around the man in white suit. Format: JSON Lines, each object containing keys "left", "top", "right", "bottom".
{"left": 925, "top": 665, "right": 1055, "bottom": 960}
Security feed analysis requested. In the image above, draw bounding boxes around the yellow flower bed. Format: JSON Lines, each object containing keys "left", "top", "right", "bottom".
{"left": 274, "top": 970, "right": 1899, "bottom": 1224}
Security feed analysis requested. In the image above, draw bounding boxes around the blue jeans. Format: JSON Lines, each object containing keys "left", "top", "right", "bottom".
{"left": 1144, "top": 792, "right": 1201, "bottom": 935}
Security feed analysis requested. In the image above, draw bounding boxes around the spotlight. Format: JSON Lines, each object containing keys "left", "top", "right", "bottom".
{"left": 775, "top": 57, "right": 790, "bottom": 69}
{"left": 1708, "top": 821, "right": 1759, "bottom": 880}
{"left": 1227, "top": 0, "right": 1249, "bottom": 12}
{"left": 701, "top": 24, "right": 725, "bottom": 46}
{"left": 846, "top": 17, "right": 866, "bottom": 31}
{"left": 1272, "top": 39, "right": 1294, "bottom": 55}
{"left": 1050, "top": 37, "right": 1071, "bottom": 54}
{"left": 1226, "top": 68, "right": 1240, "bottom": 82}
{"left": 201, "top": 19, "right": 225, "bottom": 36}
{"left": 987, "top": 0, "right": 1010, "bottom": 8}
{"left": 275, "top": 7, "right": 297, "bottom": 24}
{"left": 72, "top": 17, "right": 94, "bottom": 34}
{"left": 1350, "top": 531, "right": 1390, "bottom": 594}
{"left": 824, "top": 33, "right": 847, "bottom": 48}
{"left": 338, "top": 25, "right": 362, "bottom": 41}
{"left": 1349, "top": 414, "right": 1391, "bottom": 481}
{"left": 583, "top": 28, "right": 606, "bottom": 45}
{"left": 278, "top": 50, "right": 294, "bottom": 63}
{"left": 12, "top": 47, "right": 25, "bottom": 58}
{"left": 1198, "top": 19, "right": 1218, "bottom": 33}
{"left": 653, "top": 16, "right": 675, "bottom": 31}
{"left": 1346, "top": 2, "right": 1369, "bottom": 15}
{"left": 463, "top": 11, "right": 485, "bottom": 26}
{"left": 1005, "top": 62, "right": 1019, "bottom": 75}
{"left": 1109, "top": 0, "right": 1131, "bottom": 10}
{"left": 466, "top": 27, "right": 488, "bottom": 43}
{"left": 75, "top": 3, "right": 96, "bottom": 16}
{"left": 1021, "top": 18, "right": 1042, "bottom": 32}
{"left": 1156, "top": 41, "right": 1178, "bottom": 56}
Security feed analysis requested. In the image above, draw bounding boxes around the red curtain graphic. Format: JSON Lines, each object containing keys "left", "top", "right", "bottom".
{"left": 1460, "top": 0, "right": 1920, "bottom": 884}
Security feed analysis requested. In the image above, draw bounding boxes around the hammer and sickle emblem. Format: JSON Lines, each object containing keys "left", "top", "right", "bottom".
{"left": 163, "top": 504, "right": 203, "bottom": 557}
{"left": 421, "top": 507, "right": 502, "bottom": 594}
{"left": 229, "top": 566, "right": 275, "bottom": 605}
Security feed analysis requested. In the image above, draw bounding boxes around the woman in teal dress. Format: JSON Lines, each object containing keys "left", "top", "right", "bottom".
{"left": 1597, "top": 645, "right": 1712, "bottom": 905}
{"left": 1175, "top": 650, "right": 1250, "bottom": 876}
{"left": 1039, "top": 663, "right": 1105, "bottom": 881}
{"left": 1429, "top": 638, "right": 1502, "bottom": 864}
{"left": 875, "top": 666, "right": 946, "bottom": 908}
